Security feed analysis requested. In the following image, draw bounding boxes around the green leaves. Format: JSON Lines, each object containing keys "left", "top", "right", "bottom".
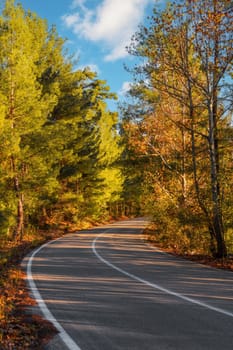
{"left": 0, "top": 0, "right": 123, "bottom": 237}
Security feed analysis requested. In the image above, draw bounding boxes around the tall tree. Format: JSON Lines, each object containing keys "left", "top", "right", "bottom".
{"left": 0, "top": 0, "right": 51, "bottom": 239}
{"left": 123, "top": 0, "right": 233, "bottom": 257}
{"left": 188, "top": 0, "right": 233, "bottom": 256}
{"left": 45, "top": 65, "right": 122, "bottom": 223}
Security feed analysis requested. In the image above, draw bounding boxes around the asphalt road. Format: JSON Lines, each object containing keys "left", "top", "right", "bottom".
{"left": 24, "top": 218, "right": 233, "bottom": 350}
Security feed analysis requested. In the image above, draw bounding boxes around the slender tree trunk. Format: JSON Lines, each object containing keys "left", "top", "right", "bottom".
{"left": 181, "top": 102, "right": 187, "bottom": 205}
{"left": 184, "top": 15, "right": 226, "bottom": 257}
{"left": 12, "top": 178, "right": 24, "bottom": 241}
{"left": 208, "top": 99, "right": 227, "bottom": 258}
{"left": 16, "top": 193, "right": 24, "bottom": 240}
{"left": 9, "top": 48, "right": 25, "bottom": 240}
{"left": 207, "top": 1, "right": 227, "bottom": 258}
{"left": 11, "top": 156, "right": 24, "bottom": 241}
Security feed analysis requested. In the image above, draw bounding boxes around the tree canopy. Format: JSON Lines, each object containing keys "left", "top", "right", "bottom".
{"left": 0, "top": 0, "right": 232, "bottom": 259}
{"left": 121, "top": 0, "right": 233, "bottom": 258}
{"left": 0, "top": 0, "right": 123, "bottom": 239}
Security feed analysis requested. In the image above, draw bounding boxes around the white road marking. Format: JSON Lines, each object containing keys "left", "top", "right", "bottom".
{"left": 26, "top": 239, "right": 82, "bottom": 350}
{"left": 92, "top": 231, "right": 233, "bottom": 319}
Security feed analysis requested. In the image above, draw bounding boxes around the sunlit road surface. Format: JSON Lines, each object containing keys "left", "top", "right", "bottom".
{"left": 26, "top": 218, "right": 233, "bottom": 350}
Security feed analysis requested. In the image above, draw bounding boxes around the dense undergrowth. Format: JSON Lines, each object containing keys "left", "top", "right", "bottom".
{"left": 145, "top": 223, "right": 233, "bottom": 272}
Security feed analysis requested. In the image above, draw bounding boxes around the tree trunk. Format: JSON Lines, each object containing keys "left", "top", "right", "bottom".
{"left": 208, "top": 99, "right": 227, "bottom": 258}
{"left": 185, "top": 13, "right": 227, "bottom": 258}
{"left": 12, "top": 180, "right": 24, "bottom": 241}
{"left": 14, "top": 193, "right": 24, "bottom": 240}
{"left": 11, "top": 156, "right": 24, "bottom": 241}
{"left": 207, "top": 8, "right": 226, "bottom": 258}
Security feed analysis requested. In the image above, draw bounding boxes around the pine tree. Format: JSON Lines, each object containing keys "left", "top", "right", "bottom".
{"left": 0, "top": 0, "right": 123, "bottom": 237}
{"left": 0, "top": 1, "right": 67, "bottom": 238}
{"left": 51, "top": 67, "right": 122, "bottom": 222}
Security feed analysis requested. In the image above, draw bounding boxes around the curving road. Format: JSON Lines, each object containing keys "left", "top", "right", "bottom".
{"left": 24, "top": 218, "right": 233, "bottom": 350}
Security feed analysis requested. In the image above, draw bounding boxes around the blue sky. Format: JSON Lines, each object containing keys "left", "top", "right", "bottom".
{"left": 18, "top": 0, "right": 162, "bottom": 111}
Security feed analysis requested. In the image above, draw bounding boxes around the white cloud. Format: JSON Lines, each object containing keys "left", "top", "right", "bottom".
{"left": 70, "top": 0, "right": 86, "bottom": 10}
{"left": 64, "top": 13, "right": 80, "bottom": 27}
{"left": 118, "top": 81, "right": 132, "bottom": 96}
{"left": 63, "top": 0, "right": 152, "bottom": 61}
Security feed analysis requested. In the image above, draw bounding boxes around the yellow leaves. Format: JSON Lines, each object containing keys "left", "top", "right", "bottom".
{"left": 0, "top": 253, "right": 56, "bottom": 348}
{"left": 0, "top": 267, "right": 23, "bottom": 323}
{"left": 0, "top": 294, "right": 8, "bottom": 322}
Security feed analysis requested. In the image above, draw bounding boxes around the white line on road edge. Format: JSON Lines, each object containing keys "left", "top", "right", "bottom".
{"left": 26, "top": 239, "right": 82, "bottom": 350}
{"left": 92, "top": 232, "right": 233, "bottom": 319}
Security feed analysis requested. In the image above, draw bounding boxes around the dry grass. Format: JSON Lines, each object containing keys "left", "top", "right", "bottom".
{"left": 145, "top": 227, "right": 233, "bottom": 272}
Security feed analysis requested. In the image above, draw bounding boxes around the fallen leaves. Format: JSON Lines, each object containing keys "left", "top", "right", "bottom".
{"left": 0, "top": 265, "right": 57, "bottom": 349}
{"left": 0, "top": 236, "right": 60, "bottom": 350}
{"left": 145, "top": 227, "right": 233, "bottom": 272}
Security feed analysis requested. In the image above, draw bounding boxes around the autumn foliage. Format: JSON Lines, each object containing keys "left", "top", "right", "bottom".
{"left": 121, "top": 0, "right": 233, "bottom": 258}
{"left": 0, "top": 0, "right": 233, "bottom": 347}
{"left": 0, "top": 237, "right": 59, "bottom": 349}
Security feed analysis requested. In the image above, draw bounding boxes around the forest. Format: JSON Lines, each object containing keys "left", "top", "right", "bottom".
{"left": 0, "top": 1, "right": 232, "bottom": 258}
{"left": 0, "top": 0, "right": 124, "bottom": 241}
{"left": 0, "top": 0, "right": 232, "bottom": 347}
{"left": 121, "top": 0, "right": 233, "bottom": 259}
